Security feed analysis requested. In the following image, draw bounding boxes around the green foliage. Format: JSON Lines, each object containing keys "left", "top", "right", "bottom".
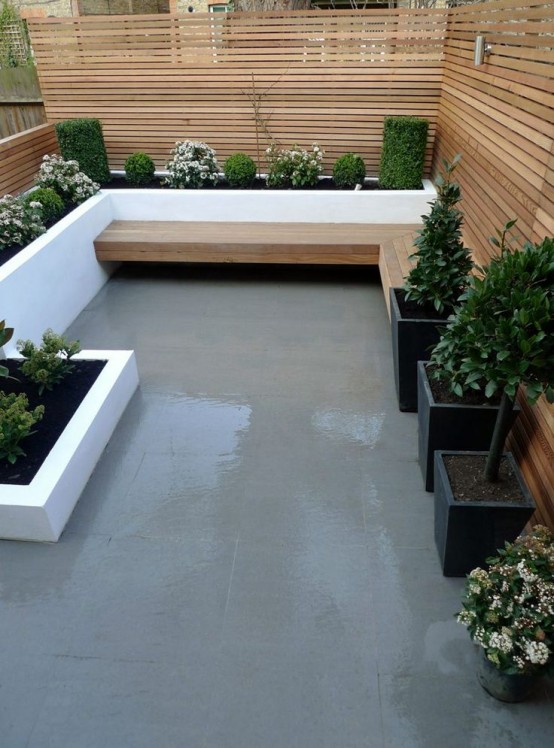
{"left": 266, "top": 143, "right": 323, "bottom": 189}
{"left": 379, "top": 116, "right": 429, "bottom": 190}
{"left": 224, "top": 152, "right": 257, "bottom": 189}
{"left": 17, "top": 329, "right": 81, "bottom": 396}
{"left": 0, "top": 193, "right": 45, "bottom": 252}
{"left": 0, "top": 320, "right": 14, "bottom": 379}
{"left": 0, "top": 391, "right": 44, "bottom": 464}
{"left": 457, "top": 525, "right": 554, "bottom": 676}
{"left": 332, "top": 153, "right": 366, "bottom": 189}
{"left": 124, "top": 152, "right": 155, "bottom": 187}
{"left": 25, "top": 188, "right": 64, "bottom": 225}
{"left": 403, "top": 156, "right": 473, "bottom": 314}
{"left": 431, "top": 229, "right": 554, "bottom": 405}
{"left": 55, "top": 119, "right": 111, "bottom": 185}
{"left": 0, "top": 1, "right": 30, "bottom": 67}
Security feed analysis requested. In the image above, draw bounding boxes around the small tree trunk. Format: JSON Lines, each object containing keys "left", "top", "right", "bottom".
{"left": 485, "top": 390, "right": 516, "bottom": 482}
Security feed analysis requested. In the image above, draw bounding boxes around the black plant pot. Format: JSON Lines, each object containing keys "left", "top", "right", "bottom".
{"left": 434, "top": 451, "right": 535, "bottom": 577}
{"left": 417, "top": 362, "right": 520, "bottom": 492}
{"left": 390, "top": 288, "right": 447, "bottom": 412}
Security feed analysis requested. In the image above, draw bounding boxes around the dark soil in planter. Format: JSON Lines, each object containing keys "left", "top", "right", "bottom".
{"left": 0, "top": 359, "right": 106, "bottom": 486}
{"left": 425, "top": 363, "right": 502, "bottom": 407}
{"left": 0, "top": 204, "right": 76, "bottom": 269}
{"left": 393, "top": 288, "right": 452, "bottom": 321}
{"left": 103, "top": 176, "right": 390, "bottom": 191}
{"left": 444, "top": 454, "right": 526, "bottom": 503}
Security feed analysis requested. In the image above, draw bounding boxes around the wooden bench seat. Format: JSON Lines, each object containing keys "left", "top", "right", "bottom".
{"left": 378, "top": 231, "right": 418, "bottom": 317}
{"left": 94, "top": 220, "right": 421, "bottom": 266}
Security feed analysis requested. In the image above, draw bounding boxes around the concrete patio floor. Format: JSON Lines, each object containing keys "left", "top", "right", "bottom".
{"left": 1, "top": 264, "right": 552, "bottom": 747}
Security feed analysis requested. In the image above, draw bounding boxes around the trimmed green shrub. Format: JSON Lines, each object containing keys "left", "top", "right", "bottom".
{"left": 17, "top": 329, "right": 81, "bottom": 396}
{"left": 0, "top": 391, "right": 44, "bottom": 464}
{"left": 224, "top": 152, "right": 257, "bottom": 189}
{"left": 25, "top": 187, "right": 64, "bottom": 225}
{"left": 55, "top": 118, "right": 111, "bottom": 185}
{"left": 124, "top": 151, "right": 155, "bottom": 186}
{"left": 332, "top": 153, "right": 366, "bottom": 189}
{"left": 379, "top": 116, "right": 429, "bottom": 190}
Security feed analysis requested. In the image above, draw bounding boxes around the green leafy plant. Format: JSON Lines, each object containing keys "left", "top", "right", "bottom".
{"left": 124, "top": 152, "right": 155, "bottom": 187}
{"left": 457, "top": 525, "right": 554, "bottom": 676}
{"left": 224, "top": 152, "right": 257, "bottom": 189}
{"left": 17, "top": 329, "right": 81, "bottom": 396}
{"left": 55, "top": 118, "right": 111, "bottom": 185}
{"left": 266, "top": 143, "right": 323, "bottom": 189}
{"left": 403, "top": 156, "right": 473, "bottom": 315}
{"left": 25, "top": 187, "right": 64, "bottom": 225}
{"left": 332, "top": 153, "right": 366, "bottom": 189}
{"left": 35, "top": 155, "right": 99, "bottom": 206}
{"left": 0, "top": 194, "right": 45, "bottom": 252}
{"left": 0, "top": 391, "right": 44, "bottom": 464}
{"left": 0, "top": 320, "right": 14, "bottom": 378}
{"left": 379, "top": 116, "right": 429, "bottom": 190}
{"left": 165, "top": 141, "right": 220, "bottom": 189}
{"left": 430, "top": 227, "right": 554, "bottom": 481}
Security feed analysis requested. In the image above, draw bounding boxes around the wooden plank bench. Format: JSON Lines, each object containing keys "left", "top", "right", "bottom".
{"left": 94, "top": 221, "right": 421, "bottom": 267}
{"left": 378, "top": 231, "right": 418, "bottom": 318}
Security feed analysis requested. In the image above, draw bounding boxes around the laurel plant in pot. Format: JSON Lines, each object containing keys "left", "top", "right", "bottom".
{"left": 457, "top": 525, "right": 554, "bottom": 702}
{"left": 429, "top": 229, "right": 554, "bottom": 576}
{"left": 390, "top": 155, "right": 473, "bottom": 411}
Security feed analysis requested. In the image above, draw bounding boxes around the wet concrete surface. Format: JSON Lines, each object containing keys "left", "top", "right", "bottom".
{"left": 1, "top": 264, "right": 552, "bottom": 747}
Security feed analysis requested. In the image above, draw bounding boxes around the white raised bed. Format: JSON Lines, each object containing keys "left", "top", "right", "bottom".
{"left": 0, "top": 350, "right": 139, "bottom": 542}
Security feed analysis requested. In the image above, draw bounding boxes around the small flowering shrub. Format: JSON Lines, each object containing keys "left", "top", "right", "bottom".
{"left": 165, "top": 141, "right": 219, "bottom": 189}
{"left": 457, "top": 525, "right": 554, "bottom": 676}
{"left": 266, "top": 143, "right": 323, "bottom": 189}
{"left": 36, "top": 155, "right": 100, "bottom": 206}
{"left": 0, "top": 194, "right": 45, "bottom": 253}
{"left": 17, "top": 329, "right": 81, "bottom": 396}
{"left": 0, "top": 392, "right": 44, "bottom": 465}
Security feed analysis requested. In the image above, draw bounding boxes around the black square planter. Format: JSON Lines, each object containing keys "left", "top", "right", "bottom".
{"left": 434, "top": 451, "right": 535, "bottom": 577}
{"left": 390, "top": 288, "right": 446, "bottom": 412}
{"left": 417, "top": 362, "right": 520, "bottom": 492}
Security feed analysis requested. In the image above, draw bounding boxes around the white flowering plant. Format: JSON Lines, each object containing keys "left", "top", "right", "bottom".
{"left": 266, "top": 143, "right": 323, "bottom": 189}
{"left": 0, "top": 194, "right": 45, "bottom": 253}
{"left": 457, "top": 525, "right": 554, "bottom": 676}
{"left": 36, "top": 155, "right": 100, "bottom": 206}
{"left": 164, "top": 141, "right": 220, "bottom": 189}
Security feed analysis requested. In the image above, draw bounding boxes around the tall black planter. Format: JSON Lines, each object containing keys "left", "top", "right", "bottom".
{"left": 417, "top": 362, "right": 520, "bottom": 491}
{"left": 434, "top": 451, "right": 535, "bottom": 577}
{"left": 390, "top": 288, "right": 446, "bottom": 412}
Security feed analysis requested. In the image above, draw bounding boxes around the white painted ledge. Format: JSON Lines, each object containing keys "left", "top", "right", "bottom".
{"left": 0, "top": 350, "right": 139, "bottom": 542}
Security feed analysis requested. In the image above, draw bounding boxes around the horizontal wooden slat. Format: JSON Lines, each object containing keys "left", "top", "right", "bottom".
{"left": 94, "top": 220, "right": 421, "bottom": 265}
{"left": 0, "top": 123, "right": 58, "bottom": 195}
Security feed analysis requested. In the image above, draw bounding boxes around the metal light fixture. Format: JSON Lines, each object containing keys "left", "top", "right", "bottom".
{"left": 474, "top": 36, "right": 492, "bottom": 66}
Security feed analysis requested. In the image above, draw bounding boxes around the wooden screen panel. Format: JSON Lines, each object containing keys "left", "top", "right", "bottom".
{"left": 28, "top": 10, "right": 445, "bottom": 174}
{"left": 0, "top": 123, "right": 59, "bottom": 196}
{"left": 432, "top": 0, "right": 554, "bottom": 528}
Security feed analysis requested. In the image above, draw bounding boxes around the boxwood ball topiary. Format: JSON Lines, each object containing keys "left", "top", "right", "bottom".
{"left": 333, "top": 153, "right": 366, "bottom": 189}
{"left": 379, "top": 116, "right": 429, "bottom": 190}
{"left": 124, "top": 152, "right": 156, "bottom": 186}
{"left": 55, "top": 118, "right": 111, "bottom": 185}
{"left": 25, "top": 187, "right": 65, "bottom": 225}
{"left": 224, "top": 152, "right": 257, "bottom": 189}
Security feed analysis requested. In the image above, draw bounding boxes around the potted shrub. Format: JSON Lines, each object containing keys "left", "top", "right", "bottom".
{"left": 390, "top": 156, "right": 473, "bottom": 411}
{"left": 430, "top": 230, "right": 554, "bottom": 576}
{"left": 457, "top": 526, "right": 554, "bottom": 702}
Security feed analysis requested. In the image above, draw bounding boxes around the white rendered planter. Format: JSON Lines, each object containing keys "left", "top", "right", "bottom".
{"left": 106, "top": 180, "right": 436, "bottom": 224}
{"left": 0, "top": 193, "right": 116, "bottom": 356}
{"left": 0, "top": 350, "right": 139, "bottom": 542}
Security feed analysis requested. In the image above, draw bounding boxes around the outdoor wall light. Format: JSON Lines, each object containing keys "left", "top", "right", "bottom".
{"left": 474, "top": 35, "right": 492, "bottom": 66}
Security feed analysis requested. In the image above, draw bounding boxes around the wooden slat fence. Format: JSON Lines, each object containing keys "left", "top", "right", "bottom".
{"left": 27, "top": 9, "right": 446, "bottom": 173}
{"left": 0, "top": 67, "right": 46, "bottom": 139}
{"left": 0, "top": 123, "right": 59, "bottom": 196}
{"left": 431, "top": 0, "right": 554, "bottom": 528}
